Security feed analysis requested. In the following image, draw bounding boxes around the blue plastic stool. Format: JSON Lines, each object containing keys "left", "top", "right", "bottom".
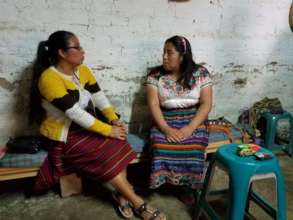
{"left": 262, "top": 111, "right": 293, "bottom": 157}
{"left": 193, "top": 144, "right": 287, "bottom": 220}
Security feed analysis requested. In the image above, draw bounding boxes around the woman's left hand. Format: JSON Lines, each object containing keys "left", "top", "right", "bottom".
{"left": 179, "top": 125, "right": 195, "bottom": 140}
{"left": 111, "top": 119, "right": 128, "bottom": 134}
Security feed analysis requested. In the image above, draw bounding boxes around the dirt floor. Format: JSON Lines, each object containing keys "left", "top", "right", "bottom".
{"left": 1, "top": 154, "right": 292, "bottom": 220}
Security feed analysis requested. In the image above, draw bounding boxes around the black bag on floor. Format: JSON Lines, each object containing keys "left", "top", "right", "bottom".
{"left": 6, "top": 136, "right": 42, "bottom": 154}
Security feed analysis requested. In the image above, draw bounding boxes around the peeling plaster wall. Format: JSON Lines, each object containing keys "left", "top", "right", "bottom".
{"left": 0, "top": 0, "right": 293, "bottom": 142}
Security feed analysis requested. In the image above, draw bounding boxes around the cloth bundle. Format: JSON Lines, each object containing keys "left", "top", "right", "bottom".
{"left": 205, "top": 117, "right": 243, "bottom": 142}
{"left": 6, "top": 136, "right": 43, "bottom": 154}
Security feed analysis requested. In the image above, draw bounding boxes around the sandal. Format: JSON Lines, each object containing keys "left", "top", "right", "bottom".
{"left": 112, "top": 191, "right": 134, "bottom": 219}
{"left": 134, "top": 203, "right": 166, "bottom": 220}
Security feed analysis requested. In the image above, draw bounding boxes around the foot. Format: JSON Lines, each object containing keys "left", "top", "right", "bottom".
{"left": 112, "top": 191, "right": 133, "bottom": 219}
{"left": 134, "top": 203, "right": 166, "bottom": 220}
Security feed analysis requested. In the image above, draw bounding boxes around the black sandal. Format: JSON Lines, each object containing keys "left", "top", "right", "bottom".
{"left": 135, "top": 203, "right": 166, "bottom": 220}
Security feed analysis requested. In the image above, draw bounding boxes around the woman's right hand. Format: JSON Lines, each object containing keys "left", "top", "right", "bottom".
{"left": 162, "top": 127, "right": 184, "bottom": 143}
{"left": 109, "top": 125, "right": 127, "bottom": 140}
{"left": 111, "top": 119, "right": 128, "bottom": 134}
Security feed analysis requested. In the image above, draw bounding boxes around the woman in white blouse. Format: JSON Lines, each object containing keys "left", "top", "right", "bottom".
{"left": 146, "top": 35, "right": 213, "bottom": 205}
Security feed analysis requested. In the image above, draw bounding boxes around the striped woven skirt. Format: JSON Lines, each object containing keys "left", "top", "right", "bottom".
{"left": 149, "top": 107, "right": 209, "bottom": 189}
{"left": 34, "top": 124, "right": 136, "bottom": 193}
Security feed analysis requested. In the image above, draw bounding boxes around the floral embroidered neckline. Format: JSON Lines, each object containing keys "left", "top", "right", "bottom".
{"left": 161, "top": 75, "right": 190, "bottom": 96}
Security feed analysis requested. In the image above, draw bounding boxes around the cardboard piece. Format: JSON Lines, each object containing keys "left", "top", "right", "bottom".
{"left": 60, "top": 173, "right": 82, "bottom": 197}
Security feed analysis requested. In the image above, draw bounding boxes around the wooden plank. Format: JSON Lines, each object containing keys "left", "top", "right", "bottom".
{"left": 206, "top": 139, "right": 242, "bottom": 154}
{"left": 0, "top": 168, "right": 39, "bottom": 181}
{"left": 0, "top": 167, "right": 39, "bottom": 174}
{"left": 206, "top": 140, "right": 231, "bottom": 153}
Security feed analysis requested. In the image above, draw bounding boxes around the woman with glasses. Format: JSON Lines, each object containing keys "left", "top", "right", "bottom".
{"left": 146, "top": 36, "right": 213, "bottom": 205}
{"left": 29, "top": 30, "right": 166, "bottom": 220}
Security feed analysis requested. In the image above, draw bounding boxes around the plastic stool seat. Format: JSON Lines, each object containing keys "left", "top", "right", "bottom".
{"left": 194, "top": 144, "right": 287, "bottom": 220}
{"left": 262, "top": 111, "right": 293, "bottom": 156}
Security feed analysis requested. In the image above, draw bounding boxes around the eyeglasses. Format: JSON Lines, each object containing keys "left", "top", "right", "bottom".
{"left": 66, "top": 46, "right": 83, "bottom": 51}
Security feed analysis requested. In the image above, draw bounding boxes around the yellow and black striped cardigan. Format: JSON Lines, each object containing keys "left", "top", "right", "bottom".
{"left": 38, "top": 64, "right": 118, "bottom": 142}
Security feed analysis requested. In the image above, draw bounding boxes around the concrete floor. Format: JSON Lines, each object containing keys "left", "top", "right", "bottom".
{"left": 0, "top": 155, "right": 292, "bottom": 220}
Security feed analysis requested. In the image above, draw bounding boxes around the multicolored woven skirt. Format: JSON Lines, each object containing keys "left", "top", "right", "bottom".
{"left": 149, "top": 107, "right": 209, "bottom": 189}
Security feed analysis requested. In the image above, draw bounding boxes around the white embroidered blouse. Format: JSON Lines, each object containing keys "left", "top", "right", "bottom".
{"left": 146, "top": 66, "right": 212, "bottom": 109}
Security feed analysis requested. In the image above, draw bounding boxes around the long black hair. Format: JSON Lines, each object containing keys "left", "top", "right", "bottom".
{"left": 29, "top": 30, "right": 75, "bottom": 124}
{"left": 149, "top": 35, "right": 200, "bottom": 89}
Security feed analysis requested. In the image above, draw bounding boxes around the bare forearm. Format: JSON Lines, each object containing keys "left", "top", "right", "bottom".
{"left": 149, "top": 103, "right": 186, "bottom": 143}
{"left": 188, "top": 85, "right": 213, "bottom": 130}
{"left": 189, "top": 102, "right": 211, "bottom": 129}
{"left": 147, "top": 85, "right": 170, "bottom": 132}
{"left": 149, "top": 104, "right": 169, "bottom": 132}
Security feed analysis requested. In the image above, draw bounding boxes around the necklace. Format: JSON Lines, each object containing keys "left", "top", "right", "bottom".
{"left": 72, "top": 71, "right": 81, "bottom": 87}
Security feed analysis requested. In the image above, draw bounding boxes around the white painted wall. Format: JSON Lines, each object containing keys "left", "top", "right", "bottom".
{"left": 0, "top": 0, "right": 292, "bottom": 142}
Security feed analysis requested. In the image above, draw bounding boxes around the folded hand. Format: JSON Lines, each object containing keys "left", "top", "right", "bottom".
{"left": 179, "top": 125, "right": 195, "bottom": 140}
{"left": 163, "top": 127, "right": 184, "bottom": 143}
{"left": 111, "top": 119, "right": 128, "bottom": 134}
{"left": 109, "top": 125, "right": 127, "bottom": 140}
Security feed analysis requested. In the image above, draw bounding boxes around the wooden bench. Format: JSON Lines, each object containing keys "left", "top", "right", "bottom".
{"left": 0, "top": 134, "right": 242, "bottom": 197}
{"left": 0, "top": 139, "right": 239, "bottom": 182}
{"left": 0, "top": 125, "right": 244, "bottom": 182}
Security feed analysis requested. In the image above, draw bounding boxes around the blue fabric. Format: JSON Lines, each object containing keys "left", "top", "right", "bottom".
{"left": 0, "top": 150, "right": 47, "bottom": 168}
{"left": 208, "top": 127, "right": 242, "bottom": 142}
{"left": 127, "top": 133, "right": 147, "bottom": 153}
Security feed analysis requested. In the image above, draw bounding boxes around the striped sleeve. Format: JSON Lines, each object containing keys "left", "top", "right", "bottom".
{"left": 80, "top": 66, "right": 118, "bottom": 122}
{"left": 39, "top": 71, "right": 112, "bottom": 136}
{"left": 91, "top": 91, "right": 118, "bottom": 122}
